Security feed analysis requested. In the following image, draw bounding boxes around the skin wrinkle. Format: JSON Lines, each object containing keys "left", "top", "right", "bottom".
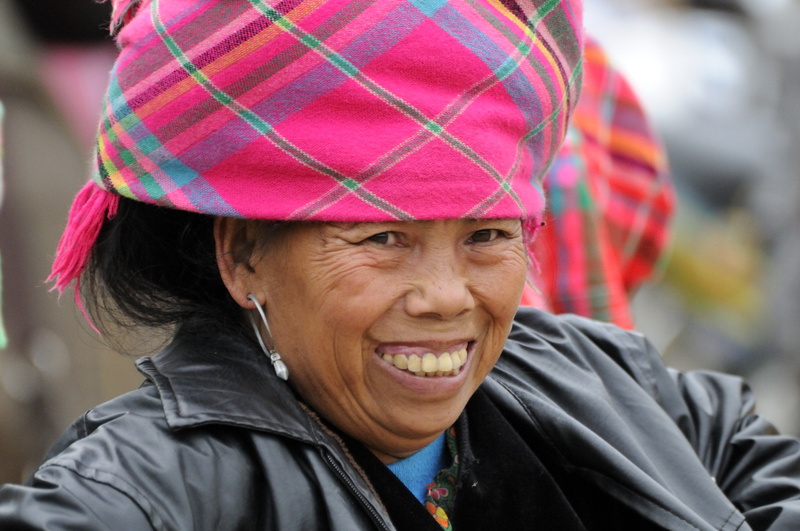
{"left": 216, "top": 218, "right": 527, "bottom": 464}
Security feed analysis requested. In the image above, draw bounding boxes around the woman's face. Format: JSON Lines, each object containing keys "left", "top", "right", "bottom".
{"left": 238, "top": 218, "right": 527, "bottom": 463}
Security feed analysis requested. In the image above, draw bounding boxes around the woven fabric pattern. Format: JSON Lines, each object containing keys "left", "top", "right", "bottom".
{"left": 527, "top": 37, "right": 674, "bottom": 328}
{"left": 93, "top": 0, "right": 582, "bottom": 222}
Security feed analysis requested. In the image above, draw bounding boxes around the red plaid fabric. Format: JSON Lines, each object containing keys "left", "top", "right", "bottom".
{"left": 522, "top": 37, "right": 675, "bottom": 329}
{"left": 51, "top": 0, "right": 585, "bottom": 293}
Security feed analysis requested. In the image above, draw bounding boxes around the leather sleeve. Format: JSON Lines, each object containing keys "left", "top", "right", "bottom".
{"left": 557, "top": 312, "right": 800, "bottom": 529}
{"left": 663, "top": 368, "right": 800, "bottom": 530}
{"left": 0, "top": 464, "right": 154, "bottom": 530}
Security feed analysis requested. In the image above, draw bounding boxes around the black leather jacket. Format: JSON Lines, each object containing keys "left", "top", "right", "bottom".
{"left": 1, "top": 308, "right": 799, "bottom": 529}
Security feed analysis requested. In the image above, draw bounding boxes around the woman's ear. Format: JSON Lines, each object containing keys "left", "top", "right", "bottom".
{"left": 214, "top": 217, "right": 260, "bottom": 309}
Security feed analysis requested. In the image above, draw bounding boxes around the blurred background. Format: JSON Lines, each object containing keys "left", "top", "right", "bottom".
{"left": 1, "top": 0, "right": 799, "bottom": 483}
{"left": 584, "top": 0, "right": 800, "bottom": 438}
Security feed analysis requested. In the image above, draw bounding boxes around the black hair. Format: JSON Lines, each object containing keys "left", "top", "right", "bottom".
{"left": 81, "top": 197, "right": 245, "bottom": 347}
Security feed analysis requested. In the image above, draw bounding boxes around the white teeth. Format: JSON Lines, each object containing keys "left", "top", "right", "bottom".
{"left": 451, "top": 350, "right": 463, "bottom": 371}
{"left": 395, "top": 356, "right": 408, "bottom": 370}
{"left": 421, "top": 353, "right": 437, "bottom": 373}
{"left": 380, "top": 347, "right": 468, "bottom": 377}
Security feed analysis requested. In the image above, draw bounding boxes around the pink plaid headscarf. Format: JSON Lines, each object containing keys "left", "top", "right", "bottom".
{"left": 51, "top": 0, "right": 583, "bottom": 292}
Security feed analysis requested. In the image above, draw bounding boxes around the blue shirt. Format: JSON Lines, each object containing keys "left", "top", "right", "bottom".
{"left": 386, "top": 432, "right": 448, "bottom": 504}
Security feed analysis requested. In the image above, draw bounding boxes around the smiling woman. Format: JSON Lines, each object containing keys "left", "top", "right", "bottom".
{"left": 216, "top": 218, "right": 528, "bottom": 463}
{"left": 1, "top": 0, "right": 799, "bottom": 529}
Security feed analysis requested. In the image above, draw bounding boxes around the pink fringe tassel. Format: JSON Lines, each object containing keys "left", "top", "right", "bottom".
{"left": 49, "top": 182, "right": 120, "bottom": 331}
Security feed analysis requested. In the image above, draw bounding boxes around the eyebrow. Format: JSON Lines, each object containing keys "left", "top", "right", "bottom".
{"left": 329, "top": 218, "right": 517, "bottom": 230}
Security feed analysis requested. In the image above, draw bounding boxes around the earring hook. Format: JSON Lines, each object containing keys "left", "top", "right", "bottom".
{"left": 246, "top": 294, "right": 289, "bottom": 381}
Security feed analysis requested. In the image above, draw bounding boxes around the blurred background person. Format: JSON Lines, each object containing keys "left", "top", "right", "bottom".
{"left": 525, "top": 36, "right": 675, "bottom": 332}
{"left": 1, "top": 100, "right": 8, "bottom": 351}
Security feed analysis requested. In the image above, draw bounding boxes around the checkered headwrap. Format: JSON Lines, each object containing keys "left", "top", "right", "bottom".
{"left": 50, "top": 0, "right": 583, "bottom": 292}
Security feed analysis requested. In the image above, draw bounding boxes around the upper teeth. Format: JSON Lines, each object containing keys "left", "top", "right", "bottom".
{"left": 381, "top": 348, "right": 467, "bottom": 377}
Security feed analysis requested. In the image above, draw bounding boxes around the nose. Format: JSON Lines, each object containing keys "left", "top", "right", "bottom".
{"left": 403, "top": 253, "right": 475, "bottom": 320}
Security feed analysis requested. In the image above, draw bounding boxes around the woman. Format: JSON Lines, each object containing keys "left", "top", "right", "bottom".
{"left": 1, "top": 0, "right": 799, "bottom": 529}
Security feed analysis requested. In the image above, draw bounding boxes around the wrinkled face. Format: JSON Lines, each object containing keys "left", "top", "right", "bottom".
{"left": 227, "top": 218, "right": 527, "bottom": 463}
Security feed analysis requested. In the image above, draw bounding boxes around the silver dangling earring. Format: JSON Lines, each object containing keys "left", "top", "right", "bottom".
{"left": 246, "top": 294, "right": 289, "bottom": 381}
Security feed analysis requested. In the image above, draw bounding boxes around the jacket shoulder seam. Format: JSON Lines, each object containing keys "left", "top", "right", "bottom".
{"left": 42, "top": 459, "right": 164, "bottom": 529}
{"left": 39, "top": 469, "right": 156, "bottom": 531}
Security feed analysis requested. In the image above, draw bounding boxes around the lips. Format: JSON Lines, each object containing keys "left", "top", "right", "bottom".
{"left": 378, "top": 345, "right": 469, "bottom": 377}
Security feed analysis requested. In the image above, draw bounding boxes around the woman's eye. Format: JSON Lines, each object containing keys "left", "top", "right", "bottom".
{"left": 469, "top": 229, "right": 503, "bottom": 243}
{"left": 365, "top": 232, "right": 396, "bottom": 245}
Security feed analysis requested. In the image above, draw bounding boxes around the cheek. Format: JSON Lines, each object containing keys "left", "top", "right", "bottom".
{"left": 310, "top": 259, "right": 403, "bottom": 321}
{"left": 479, "top": 247, "right": 528, "bottom": 311}
{"left": 468, "top": 251, "right": 526, "bottom": 361}
{"left": 264, "top": 275, "right": 397, "bottom": 374}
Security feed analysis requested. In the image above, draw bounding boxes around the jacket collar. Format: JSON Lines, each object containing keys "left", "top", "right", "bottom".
{"left": 135, "top": 322, "right": 319, "bottom": 444}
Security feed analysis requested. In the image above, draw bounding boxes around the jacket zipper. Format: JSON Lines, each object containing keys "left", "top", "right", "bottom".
{"left": 322, "top": 451, "right": 393, "bottom": 531}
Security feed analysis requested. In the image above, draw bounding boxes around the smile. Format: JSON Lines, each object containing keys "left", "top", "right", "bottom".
{"left": 379, "top": 347, "right": 468, "bottom": 377}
